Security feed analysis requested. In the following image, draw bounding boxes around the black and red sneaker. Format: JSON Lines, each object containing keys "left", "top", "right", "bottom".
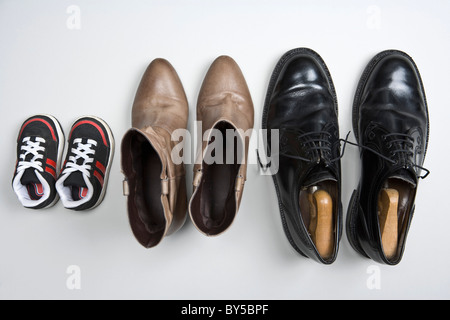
{"left": 12, "top": 114, "right": 65, "bottom": 209}
{"left": 56, "top": 116, "right": 114, "bottom": 210}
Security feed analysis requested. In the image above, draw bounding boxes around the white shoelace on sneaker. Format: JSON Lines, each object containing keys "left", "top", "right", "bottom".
{"left": 17, "top": 137, "right": 46, "bottom": 173}
{"left": 63, "top": 138, "right": 97, "bottom": 177}
{"left": 13, "top": 136, "right": 51, "bottom": 207}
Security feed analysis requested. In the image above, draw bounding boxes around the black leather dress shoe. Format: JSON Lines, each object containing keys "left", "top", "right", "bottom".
{"left": 347, "top": 50, "right": 429, "bottom": 265}
{"left": 260, "top": 48, "right": 342, "bottom": 264}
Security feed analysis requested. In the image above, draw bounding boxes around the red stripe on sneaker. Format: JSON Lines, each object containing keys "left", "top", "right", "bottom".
{"left": 96, "top": 161, "right": 106, "bottom": 174}
{"left": 69, "top": 120, "right": 109, "bottom": 147}
{"left": 46, "top": 158, "right": 56, "bottom": 168}
{"left": 45, "top": 167, "right": 56, "bottom": 179}
{"left": 19, "top": 118, "right": 57, "bottom": 141}
{"left": 94, "top": 170, "right": 104, "bottom": 186}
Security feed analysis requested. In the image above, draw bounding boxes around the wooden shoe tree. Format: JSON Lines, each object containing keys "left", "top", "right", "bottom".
{"left": 308, "top": 189, "right": 334, "bottom": 259}
{"left": 378, "top": 188, "right": 399, "bottom": 260}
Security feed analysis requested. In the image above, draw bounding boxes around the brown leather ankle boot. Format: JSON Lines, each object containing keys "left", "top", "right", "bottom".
{"left": 121, "top": 58, "right": 188, "bottom": 248}
{"left": 189, "top": 56, "right": 254, "bottom": 236}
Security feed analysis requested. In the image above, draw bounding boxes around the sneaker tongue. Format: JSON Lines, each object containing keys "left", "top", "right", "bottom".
{"left": 21, "top": 168, "right": 40, "bottom": 185}
{"left": 63, "top": 172, "right": 88, "bottom": 201}
{"left": 21, "top": 169, "right": 44, "bottom": 200}
{"left": 389, "top": 168, "right": 417, "bottom": 187}
{"left": 63, "top": 172, "right": 87, "bottom": 188}
{"left": 303, "top": 165, "right": 337, "bottom": 187}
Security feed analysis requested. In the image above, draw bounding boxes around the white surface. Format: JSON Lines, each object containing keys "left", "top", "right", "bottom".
{"left": 0, "top": 0, "right": 449, "bottom": 300}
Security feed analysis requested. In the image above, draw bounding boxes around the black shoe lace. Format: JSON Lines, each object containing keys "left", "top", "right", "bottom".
{"left": 257, "top": 131, "right": 430, "bottom": 179}
{"left": 257, "top": 130, "right": 349, "bottom": 170}
{"left": 382, "top": 133, "right": 414, "bottom": 157}
{"left": 338, "top": 132, "right": 430, "bottom": 179}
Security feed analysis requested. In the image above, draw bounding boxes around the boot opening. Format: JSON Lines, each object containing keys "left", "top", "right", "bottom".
{"left": 122, "top": 130, "right": 165, "bottom": 248}
{"left": 191, "top": 121, "right": 243, "bottom": 235}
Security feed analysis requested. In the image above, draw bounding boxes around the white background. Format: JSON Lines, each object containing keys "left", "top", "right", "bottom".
{"left": 0, "top": 0, "right": 449, "bottom": 300}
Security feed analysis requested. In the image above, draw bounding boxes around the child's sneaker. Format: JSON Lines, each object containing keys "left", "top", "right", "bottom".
{"left": 12, "top": 115, "right": 65, "bottom": 209}
{"left": 56, "top": 116, "right": 114, "bottom": 210}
